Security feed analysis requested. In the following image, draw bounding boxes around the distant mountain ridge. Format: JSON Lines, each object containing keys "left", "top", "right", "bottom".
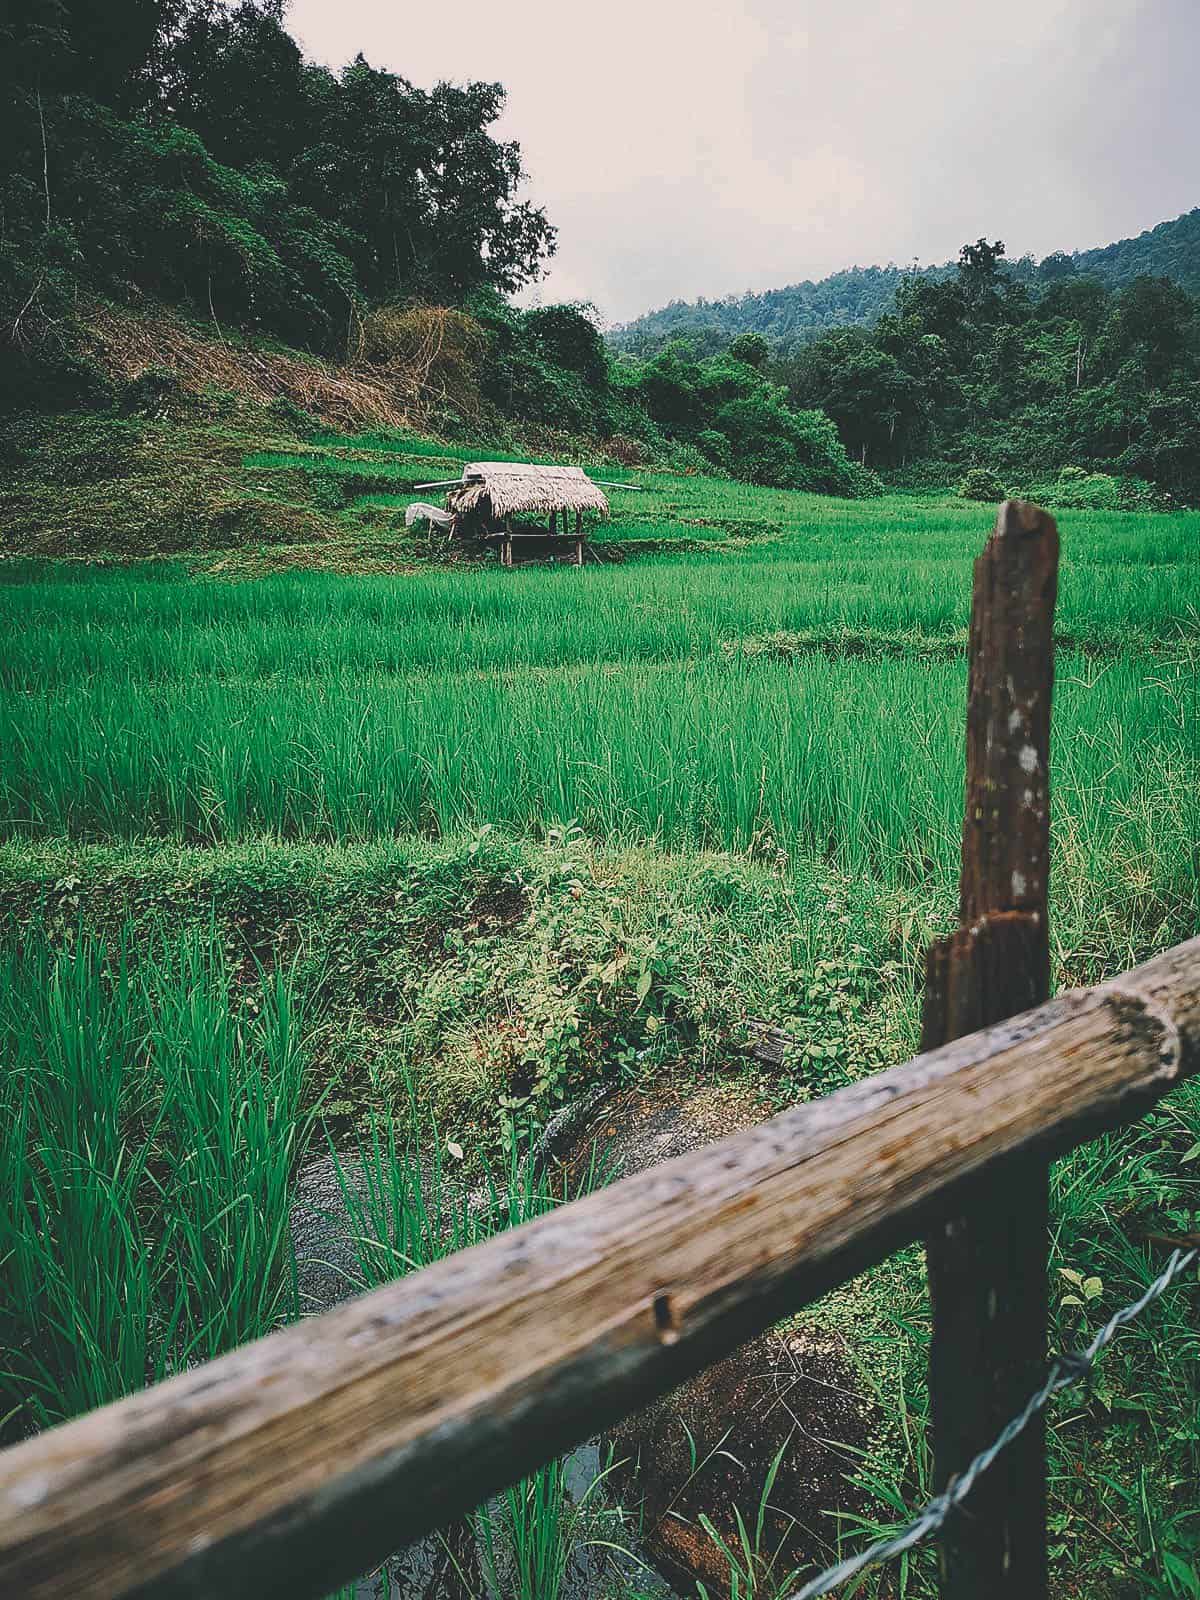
{"left": 610, "top": 207, "right": 1200, "bottom": 356}
{"left": 1072, "top": 208, "right": 1200, "bottom": 294}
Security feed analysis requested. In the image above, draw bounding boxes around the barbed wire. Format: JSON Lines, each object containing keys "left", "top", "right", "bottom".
{"left": 789, "top": 1246, "right": 1199, "bottom": 1600}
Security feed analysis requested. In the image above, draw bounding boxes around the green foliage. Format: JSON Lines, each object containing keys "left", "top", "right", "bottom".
{"left": 764, "top": 948, "right": 897, "bottom": 1107}
{"left": 0, "top": 2, "right": 894, "bottom": 503}
{"left": 615, "top": 207, "right": 1200, "bottom": 360}
{"left": 727, "top": 332, "right": 769, "bottom": 369}
{"left": 0, "top": 410, "right": 338, "bottom": 556}
{"left": 0, "top": 331, "right": 117, "bottom": 418}
{"left": 0, "top": 412, "right": 144, "bottom": 485}
{"left": 1031, "top": 467, "right": 1162, "bottom": 512}
{"left": 695, "top": 428, "right": 730, "bottom": 468}
{"left": 2, "top": 549, "right": 1195, "bottom": 980}
{"left": 0, "top": 433, "right": 1198, "bottom": 1594}
{"left": 957, "top": 466, "right": 1007, "bottom": 502}
{"left": 523, "top": 303, "right": 608, "bottom": 387}
{"left": 611, "top": 264, "right": 923, "bottom": 357}
{"left": 121, "top": 365, "right": 194, "bottom": 419}
{"left": 3, "top": 817, "right": 1197, "bottom": 1593}
{"left": 268, "top": 395, "right": 319, "bottom": 437}
{"left": 0, "top": 4, "right": 555, "bottom": 355}
{"left": 0, "top": 925, "right": 313, "bottom": 1433}
{"left": 619, "top": 228, "right": 1200, "bottom": 504}
{"left": 308, "top": 465, "right": 351, "bottom": 511}
{"left": 616, "top": 343, "right": 881, "bottom": 494}
{"left": 1073, "top": 206, "right": 1200, "bottom": 297}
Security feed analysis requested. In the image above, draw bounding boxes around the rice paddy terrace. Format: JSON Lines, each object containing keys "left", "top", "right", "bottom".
{"left": 2, "top": 437, "right": 1199, "bottom": 1597}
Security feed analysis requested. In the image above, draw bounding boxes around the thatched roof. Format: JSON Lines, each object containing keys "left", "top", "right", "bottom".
{"left": 448, "top": 462, "right": 609, "bottom": 521}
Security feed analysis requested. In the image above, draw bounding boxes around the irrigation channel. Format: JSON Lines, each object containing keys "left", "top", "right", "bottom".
{"left": 291, "top": 1148, "right": 677, "bottom": 1599}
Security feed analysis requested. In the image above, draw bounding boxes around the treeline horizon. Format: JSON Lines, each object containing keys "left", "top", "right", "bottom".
{"left": 611, "top": 207, "right": 1200, "bottom": 356}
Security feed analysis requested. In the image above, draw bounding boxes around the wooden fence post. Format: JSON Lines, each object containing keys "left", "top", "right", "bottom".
{"left": 924, "top": 500, "right": 1059, "bottom": 1598}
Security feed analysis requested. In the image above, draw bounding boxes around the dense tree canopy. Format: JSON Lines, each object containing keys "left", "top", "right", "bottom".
{"left": 770, "top": 241, "right": 1200, "bottom": 501}
{"left": 612, "top": 209, "right": 1200, "bottom": 358}
{"left": 1, "top": 0, "right": 555, "bottom": 345}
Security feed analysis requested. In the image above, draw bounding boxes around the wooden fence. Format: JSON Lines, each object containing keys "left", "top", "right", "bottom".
{"left": 0, "top": 501, "right": 1197, "bottom": 1600}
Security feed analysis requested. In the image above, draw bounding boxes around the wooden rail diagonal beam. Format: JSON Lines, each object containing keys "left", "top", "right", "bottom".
{"left": 1, "top": 938, "right": 1198, "bottom": 1600}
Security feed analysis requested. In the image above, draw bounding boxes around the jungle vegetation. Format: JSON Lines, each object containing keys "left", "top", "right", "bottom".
{"left": 5, "top": 3, "right": 1200, "bottom": 503}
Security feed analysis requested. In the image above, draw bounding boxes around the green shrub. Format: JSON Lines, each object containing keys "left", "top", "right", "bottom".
{"left": 696, "top": 428, "right": 730, "bottom": 468}
{"left": 1030, "top": 467, "right": 1164, "bottom": 512}
{"left": 957, "top": 466, "right": 1007, "bottom": 502}
{"left": 663, "top": 439, "right": 713, "bottom": 474}
{"left": 122, "top": 367, "right": 193, "bottom": 420}
{"left": 0, "top": 339, "right": 117, "bottom": 418}
{"left": 727, "top": 332, "right": 770, "bottom": 369}
{"left": 268, "top": 396, "right": 319, "bottom": 437}
{"left": 879, "top": 459, "right": 960, "bottom": 493}
{"left": 0, "top": 413, "right": 144, "bottom": 485}
{"left": 308, "top": 466, "right": 350, "bottom": 511}
{"left": 524, "top": 303, "right": 608, "bottom": 387}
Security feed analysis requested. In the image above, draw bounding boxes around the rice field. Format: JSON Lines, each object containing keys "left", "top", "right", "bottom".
{"left": 2, "top": 505, "right": 1196, "bottom": 945}
{"left": 2, "top": 464, "right": 1199, "bottom": 1597}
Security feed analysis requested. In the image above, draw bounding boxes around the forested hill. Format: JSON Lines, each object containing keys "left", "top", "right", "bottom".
{"left": 1074, "top": 208, "right": 1200, "bottom": 295}
{"left": 7, "top": 6, "right": 1200, "bottom": 510}
{"left": 608, "top": 266, "right": 923, "bottom": 359}
{"left": 1, "top": 0, "right": 556, "bottom": 370}
{"left": 611, "top": 207, "right": 1200, "bottom": 356}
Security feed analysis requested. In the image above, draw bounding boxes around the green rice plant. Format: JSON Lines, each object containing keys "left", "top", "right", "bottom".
{"left": 477, "top": 1456, "right": 573, "bottom": 1600}
{"left": 0, "top": 923, "right": 315, "bottom": 1435}
{"left": 3, "top": 493, "right": 1198, "bottom": 696}
{"left": 326, "top": 1106, "right": 636, "bottom": 1599}
{"left": 327, "top": 1114, "right": 475, "bottom": 1286}
{"left": 0, "top": 937, "right": 168, "bottom": 1431}
{"left": 692, "top": 1443, "right": 807, "bottom": 1600}
{"left": 147, "top": 934, "right": 312, "bottom": 1360}
{"left": 2, "top": 644, "right": 1193, "bottom": 967}
{"left": 1, "top": 479, "right": 1197, "bottom": 1594}
{"left": 476, "top": 1449, "right": 646, "bottom": 1600}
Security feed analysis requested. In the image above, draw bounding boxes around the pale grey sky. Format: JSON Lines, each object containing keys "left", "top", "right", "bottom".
{"left": 289, "top": 0, "right": 1200, "bottom": 324}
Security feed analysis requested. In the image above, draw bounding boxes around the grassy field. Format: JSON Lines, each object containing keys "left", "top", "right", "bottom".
{"left": 2, "top": 443, "right": 1199, "bottom": 1597}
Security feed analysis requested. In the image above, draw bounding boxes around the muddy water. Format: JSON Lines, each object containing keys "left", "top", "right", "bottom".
{"left": 344, "top": 1440, "right": 678, "bottom": 1599}
{"left": 291, "top": 1155, "right": 679, "bottom": 1600}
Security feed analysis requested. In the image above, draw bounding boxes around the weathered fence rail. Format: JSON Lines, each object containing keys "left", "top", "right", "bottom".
{"left": 0, "top": 501, "right": 1196, "bottom": 1600}
{"left": 1, "top": 939, "right": 1197, "bottom": 1600}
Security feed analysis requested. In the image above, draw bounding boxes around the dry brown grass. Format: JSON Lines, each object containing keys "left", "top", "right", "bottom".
{"left": 356, "top": 304, "right": 487, "bottom": 421}
{"left": 80, "top": 302, "right": 413, "bottom": 431}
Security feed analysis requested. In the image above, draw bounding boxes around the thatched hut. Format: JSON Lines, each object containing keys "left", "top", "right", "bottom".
{"left": 446, "top": 462, "right": 610, "bottom": 566}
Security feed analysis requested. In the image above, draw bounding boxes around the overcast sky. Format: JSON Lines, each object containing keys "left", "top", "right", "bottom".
{"left": 289, "top": 0, "right": 1200, "bottom": 325}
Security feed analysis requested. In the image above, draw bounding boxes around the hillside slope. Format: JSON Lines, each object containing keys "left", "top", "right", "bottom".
{"left": 608, "top": 265, "right": 920, "bottom": 357}
{"left": 1074, "top": 207, "right": 1200, "bottom": 295}
{"left": 612, "top": 207, "right": 1200, "bottom": 356}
